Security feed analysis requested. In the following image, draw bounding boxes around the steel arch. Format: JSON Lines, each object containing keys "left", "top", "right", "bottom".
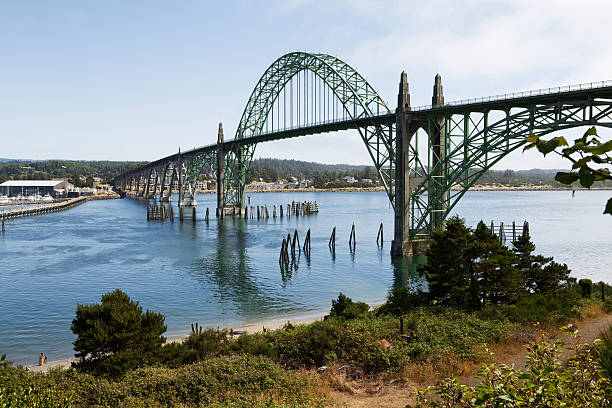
{"left": 223, "top": 52, "right": 393, "bottom": 207}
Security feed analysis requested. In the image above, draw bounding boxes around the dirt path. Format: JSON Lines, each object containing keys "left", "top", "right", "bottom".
{"left": 327, "top": 313, "right": 612, "bottom": 408}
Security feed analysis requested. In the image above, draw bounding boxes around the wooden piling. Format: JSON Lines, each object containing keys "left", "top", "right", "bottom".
{"left": 179, "top": 207, "right": 184, "bottom": 222}
{"left": 279, "top": 204, "right": 283, "bottom": 217}
{"left": 273, "top": 205, "right": 277, "bottom": 218}
{"left": 303, "top": 229, "right": 311, "bottom": 255}
{"left": 1, "top": 217, "right": 4, "bottom": 233}
{"left": 192, "top": 207, "right": 196, "bottom": 223}
{"left": 328, "top": 227, "right": 336, "bottom": 251}
{"left": 205, "top": 207, "right": 210, "bottom": 221}
{"left": 512, "top": 221, "right": 516, "bottom": 241}
{"left": 292, "top": 230, "right": 300, "bottom": 255}
{"left": 280, "top": 238, "right": 287, "bottom": 263}
{"left": 377, "top": 223, "right": 383, "bottom": 246}
{"left": 349, "top": 223, "right": 356, "bottom": 249}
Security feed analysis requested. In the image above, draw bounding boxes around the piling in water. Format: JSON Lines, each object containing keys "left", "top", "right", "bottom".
{"left": 377, "top": 223, "right": 383, "bottom": 246}
{"left": 329, "top": 227, "right": 336, "bottom": 251}
{"left": 349, "top": 223, "right": 356, "bottom": 250}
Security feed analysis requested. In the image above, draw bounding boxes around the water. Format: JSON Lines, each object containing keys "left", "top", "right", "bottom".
{"left": 0, "top": 190, "right": 610, "bottom": 365}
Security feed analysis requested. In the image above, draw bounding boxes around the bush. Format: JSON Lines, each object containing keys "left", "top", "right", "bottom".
{"left": 597, "top": 325, "right": 612, "bottom": 379}
{"left": 410, "top": 327, "right": 612, "bottom": 407}
{"left": 377, "top": 286, "right": 428, "bottom": 316}
{"left": 579, "top": 278, "right": 593, "bottom": 298}
{"left": 478, "top": 292, "right": 580, "bottom": 325}
{"left": 71, "top": 289, "right": 166, "bottom": 376}
{"left": 328, "top": 293, "right": 369, "bottom": 320}
{"left": 0, "top": 355, "right": 323, "bottom": 407}
{"left": 161, "top": 327, "right": 229, "bottom": 367}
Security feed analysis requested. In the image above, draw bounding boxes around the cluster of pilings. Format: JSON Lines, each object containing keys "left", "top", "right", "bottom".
{"left": 247, "top": 201, "right": 319, "bottom": 220}
{"left": 147, "top": 205, "right": 172, "bottom": 221}
{"left": 489, "top": 220, "right": 529, "bottom": 242}
{"left": 280, "top": 222, "right": 386, "bottom": 265}
{"left": 280, "top": 229, "right": 312, "bottom": 264}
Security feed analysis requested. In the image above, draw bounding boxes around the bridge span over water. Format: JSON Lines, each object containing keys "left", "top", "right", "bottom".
{"left": 112, "top": 52, "right": 612, "bottom": 256}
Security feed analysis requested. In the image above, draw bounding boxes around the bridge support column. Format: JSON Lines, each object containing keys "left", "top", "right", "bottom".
{"left": 391, "top": 72, "right": 414, "bottom": 257}
{"left": 216, "top": 123, "right": 225, "bottom": 218}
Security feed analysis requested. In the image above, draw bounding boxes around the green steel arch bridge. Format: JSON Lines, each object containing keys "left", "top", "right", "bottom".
{"left": 112, "top": 51, "right": 612, "bottom": 256}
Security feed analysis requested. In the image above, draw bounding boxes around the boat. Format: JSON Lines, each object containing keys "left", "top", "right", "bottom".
{"left": 41, "top": 194, "right": 53, "bottom": 202}
{"left": 26, "top": 195, "right": 36, "bottom": 202}
{"left": 0, "top": 195, "right": 9, "bottom": 204}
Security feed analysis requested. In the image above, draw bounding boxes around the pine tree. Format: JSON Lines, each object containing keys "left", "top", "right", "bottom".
{"left": 419, "top": 216, "right": 473, "bottom": 308}
{"left": 512, "top": 231, "right": 551, "bottom": 293}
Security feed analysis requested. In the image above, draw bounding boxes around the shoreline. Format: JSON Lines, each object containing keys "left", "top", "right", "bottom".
{"left": 25, "top": 299, "right": 387, "bottom": 373}
{"left": 25, "top": 309, "right": 330, "bottom": 373}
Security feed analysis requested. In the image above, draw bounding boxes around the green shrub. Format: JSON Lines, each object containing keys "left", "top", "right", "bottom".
{"left": 161, "top": 328, "right": 229, "bottom": 367}
{"left": 410, "top": 327, "right": 612, "bottom": 407}
{"left": 0, "top": 355, "right": 323, "bottom": 407}
{"left": 328, "top": 293, "right": 369, "bottom": 320}
{"left": 377, "top": 286, "right": 428, "bottom": 316}
{"left": 71, "top": 289, "right": 166, "bottom": 376}
{"left": 579, "top": 278, "right": 593, "bottom": 298}
{"left": 597, "top": 325, "right": 612, "bottom": 379}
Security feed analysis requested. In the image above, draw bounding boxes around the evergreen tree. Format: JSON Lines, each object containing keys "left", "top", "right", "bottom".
{"left": 512, "top": 231, "right": 551, "bottom": 293}
{"left": 419, "top": 216, "right": 473, "bottom": 308}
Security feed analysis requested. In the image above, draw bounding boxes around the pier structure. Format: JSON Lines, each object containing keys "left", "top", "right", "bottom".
{"left": 111, "top": 52, "right": 612, "bottom": 256}
{"left": 0, "top": 197, "right": 87, "bottom": 220}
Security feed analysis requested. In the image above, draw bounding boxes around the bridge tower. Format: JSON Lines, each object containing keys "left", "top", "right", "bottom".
{"left": 391, "top": 73, "right": 445, "bottom": 256}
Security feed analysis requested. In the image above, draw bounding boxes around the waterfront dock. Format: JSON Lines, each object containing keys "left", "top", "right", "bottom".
{"left": 0, "top": 197, "right": 87, "bottom": 220}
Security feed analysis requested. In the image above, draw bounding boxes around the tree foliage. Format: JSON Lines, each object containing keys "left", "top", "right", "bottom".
{"left": 71, "top": 289, "right": 166, "bottom": 376}
{"left": 420, "top": 217, "right": 573, "bottom": 310}
{"left": 524, "top": 126, "right": 612, "bottom": 215}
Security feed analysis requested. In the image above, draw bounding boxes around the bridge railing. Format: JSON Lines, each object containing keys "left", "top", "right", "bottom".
{"left": 411, "top": 79, "right": 612, "bottom": 111}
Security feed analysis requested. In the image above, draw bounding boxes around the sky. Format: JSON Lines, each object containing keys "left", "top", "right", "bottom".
{"left": 1, "top": 0, "right": 611, "bottom": 169}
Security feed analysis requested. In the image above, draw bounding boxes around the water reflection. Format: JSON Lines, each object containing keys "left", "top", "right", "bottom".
{"left": 391, "top": 255, "right": 428, "bottom": 292}
{"left": 191, "top": 219, "right": 280, "bottom": 318}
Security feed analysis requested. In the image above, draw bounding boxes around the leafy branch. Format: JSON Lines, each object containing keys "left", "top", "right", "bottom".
{"left": 523, "top": 126, "right": 612, "bottom": 215}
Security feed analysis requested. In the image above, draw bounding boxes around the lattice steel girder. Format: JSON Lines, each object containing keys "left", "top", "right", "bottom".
{"left": 179, "top": 150, "right": 217, "bottom": 204}
{"left": 409, "top": 96, "right": 612, "bottom": 238}
{"left": 223, "top": 52, "right": 393, "bottom": 207}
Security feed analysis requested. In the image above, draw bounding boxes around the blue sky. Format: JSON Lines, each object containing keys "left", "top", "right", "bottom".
{"left": 1, "top": 0, "right": 610, "bottom": 169}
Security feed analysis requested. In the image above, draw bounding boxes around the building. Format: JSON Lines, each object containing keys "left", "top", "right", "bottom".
{"left": 0, "top": 180, "right": 74, "bottom": 197}
{"left": 343, "top": 176, "right": 357, "bottom": 183}
{"left": 245, "top": 181, "right": 284, "bottom": 191}
{"left": 361, "top": 179, "right": 373, "bottom": 184}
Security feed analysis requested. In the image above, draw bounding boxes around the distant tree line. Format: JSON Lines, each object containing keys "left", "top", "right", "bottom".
{"left": 0, "top": 160, "right": 146, "bottom": 185}
{"left": 1, "top": 157, "right": 603, "bottom": 190}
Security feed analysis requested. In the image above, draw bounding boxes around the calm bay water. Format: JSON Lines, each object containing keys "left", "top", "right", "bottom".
{"left": 0, "top": 190, "right": 610, "bottom": 365}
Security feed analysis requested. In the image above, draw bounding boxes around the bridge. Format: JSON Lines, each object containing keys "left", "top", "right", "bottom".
{"left": 111, "top": 52, "right": 612, "bottom": 256}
